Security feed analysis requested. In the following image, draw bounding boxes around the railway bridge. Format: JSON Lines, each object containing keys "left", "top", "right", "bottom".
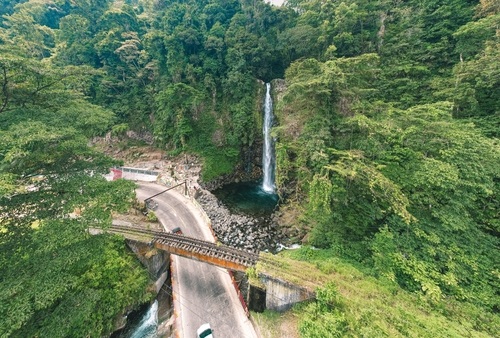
{"left": 96, "top": 224, "right": 259, "bottom": 272}
{"left": 94, "top": 223, "right": 315, "bottom": 312}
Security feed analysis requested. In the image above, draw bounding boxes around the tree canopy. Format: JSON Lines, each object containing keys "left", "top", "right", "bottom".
{"left": 0, "top": 3, "right": 150, "bottom": 336}
{"left": 0, "top": 0, "right": 498, "bottom": 336}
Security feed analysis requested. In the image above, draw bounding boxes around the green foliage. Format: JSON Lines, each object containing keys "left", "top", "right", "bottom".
{"left": 453, "top": 14, "right": 500, "bottom": 60}
{"left": 199, "top": 148, "right": 239, "bottom": 181}
{"left": 278, "top": 67, "right": 500, "bottom": 310}
{"left": 0, "top": 7, "right": 150, "bottom": 334}
{"left": 146, "top": 210, "right": 158, "bottom": 222}
{"left": 283, "top": 247, "right": 499, "bottom": 337}
{"left": 111, "top": 122, "right": 129, "bottom": 136}
{"left": 0, "top": 121, "right": 113, "bottom": 177}
{"left": 299, "top": 303, "right": 349, "bottom": 338}
{"left": 2, "top": 0, "right": 500, "bottom": 336}
{"left": 0, "top": 1, "right": 28, "bottom": 25}
{"left": 154, "top": 83, "right": 202, "bottom": 149}
{"left": 275, "top": 13, "right": 499, "bottom": 317}
{"left": 373, "top": 0, "right": 476, "bottom": 107}
{"left": 0, "top": 121, "right": 148, "bottom": 335}
{"left": 0, "top": 153, "right": 148, "bottom": 337}
{"left": 1, "top": 0, "right": 293, "bottom": 184}
{"left": 1, "top": 234, "right": 150, "bottom": 338}
{"left": 0, "top": 1, "right": 55, "bottom": 58}
{"left": 450, "top": 35, "right": 500, "bottom": 120}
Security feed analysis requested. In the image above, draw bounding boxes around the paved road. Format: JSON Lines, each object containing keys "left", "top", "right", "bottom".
{"left": 136, "top": 182, "right": 258, "bottom": 338}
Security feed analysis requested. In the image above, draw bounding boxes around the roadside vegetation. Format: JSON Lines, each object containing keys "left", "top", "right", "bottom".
{"left": 251, "top": 309, "right": 300, "bottom": 338}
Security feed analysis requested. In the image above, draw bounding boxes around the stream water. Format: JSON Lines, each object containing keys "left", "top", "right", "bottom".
{"left": 262, "top": 82, "right": 276, "bottom": 194}
{"left": 112, "top": 300, "right": 158, "bottom": 338}
{"left": 213, "top": 181, "right": 278, "bottom": 217}
{"left": 130, "top": 300, "right": 158, "bottom": 338}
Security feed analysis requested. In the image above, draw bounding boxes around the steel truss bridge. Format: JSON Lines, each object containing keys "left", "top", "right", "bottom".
{"left": 102, "top": 224, "right": 259, "bottom": 272}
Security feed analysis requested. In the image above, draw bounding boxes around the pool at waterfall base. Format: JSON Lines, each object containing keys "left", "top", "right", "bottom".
{"left": 213, "top": 181, "right": 278, "bottom": 217}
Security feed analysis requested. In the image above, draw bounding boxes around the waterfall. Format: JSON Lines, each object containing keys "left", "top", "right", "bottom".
{"left": 129, "top": 300, "right": 158, "bottom": 338}
{"left": 262, "top": 83, "right": 275, "bottom": 194}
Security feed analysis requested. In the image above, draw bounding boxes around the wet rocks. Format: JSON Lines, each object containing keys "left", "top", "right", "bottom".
{"left": 195, "top": 189, "right": 285, "bottom": 252}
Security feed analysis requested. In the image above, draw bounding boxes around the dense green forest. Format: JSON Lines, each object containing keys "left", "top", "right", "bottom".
{"left": 0, "top": 0, "right": 498, "bottom": 337}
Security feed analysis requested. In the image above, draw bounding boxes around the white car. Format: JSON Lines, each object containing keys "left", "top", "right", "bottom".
{"left": 197, "top": 323, "right": 214, "bottom": 338}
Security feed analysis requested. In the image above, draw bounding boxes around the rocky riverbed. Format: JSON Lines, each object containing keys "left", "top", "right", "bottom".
{"left": 195, "top": 189, "right": 286, "bottom": 252}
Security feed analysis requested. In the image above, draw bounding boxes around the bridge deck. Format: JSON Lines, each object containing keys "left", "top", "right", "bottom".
{"left": 107, "top": 224, "right": 259, "bottom": 272}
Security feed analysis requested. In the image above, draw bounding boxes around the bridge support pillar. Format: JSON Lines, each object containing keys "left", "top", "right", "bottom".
{"left": 126, "top": 240, "right": 170, "bottom": 293}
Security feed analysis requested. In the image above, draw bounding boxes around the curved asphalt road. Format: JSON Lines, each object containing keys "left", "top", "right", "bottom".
{"left": 136, "top": 182, "right": 258, "bottom": 338}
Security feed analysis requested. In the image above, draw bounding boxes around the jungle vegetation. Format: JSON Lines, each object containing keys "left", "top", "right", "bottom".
{"left": 0, "top": 0, "right": 498, "bottom": 337}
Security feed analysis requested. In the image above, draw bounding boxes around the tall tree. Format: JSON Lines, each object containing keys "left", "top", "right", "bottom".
{"left": 0, "top": 4, "right": 150, "bottom": 335}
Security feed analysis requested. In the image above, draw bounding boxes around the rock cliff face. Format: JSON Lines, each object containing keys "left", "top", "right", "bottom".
{"left": 201, "top": 79, "right": 286, "bottom": 191}
{"left": 125, "top": 240, "right": 170, "bottom": 292}
{"left": 271, "top": 79, "right": 286, "bottom": 101}
{"left": 199, "top": 142, "right": 263, "bottom": 191}
{"left": 195, "top": 189, "right": 286, "bottom": 252}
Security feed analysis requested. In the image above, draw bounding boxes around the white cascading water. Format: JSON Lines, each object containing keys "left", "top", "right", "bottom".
{"left": 130, "top": 300, "right": 158, "bottom": 338}
{"left": 262, "top": 83, "right": 275, "bottom": 194}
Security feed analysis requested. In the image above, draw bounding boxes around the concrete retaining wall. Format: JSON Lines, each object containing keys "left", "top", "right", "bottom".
{"left": 106, "top": 167, "right": 160, "bottom": 182}
{"left": 126, "top": 240, "right": 170, "bottom": 293}
{"left": 121, "top": 167, "right": 160, "bottom": 182}
{"left": 259, "top": 274, "right": 315, "bottom": 312}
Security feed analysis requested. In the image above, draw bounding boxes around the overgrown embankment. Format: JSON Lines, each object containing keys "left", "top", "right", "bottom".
{"left": 252, "top": 248, "right": 498, "bottom": 337}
